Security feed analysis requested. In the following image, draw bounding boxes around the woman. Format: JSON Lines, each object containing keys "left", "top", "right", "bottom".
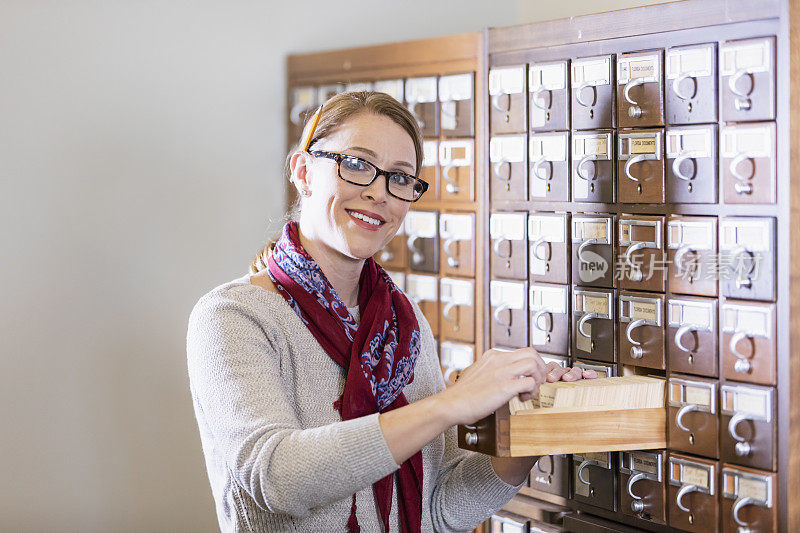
{"left": 187, "top": 91, "right": 595, "bottom": 532}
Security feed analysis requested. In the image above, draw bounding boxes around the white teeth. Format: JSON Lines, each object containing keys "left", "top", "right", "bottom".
{"left": 349, "top": 210, "right": 382, "bottom": 226}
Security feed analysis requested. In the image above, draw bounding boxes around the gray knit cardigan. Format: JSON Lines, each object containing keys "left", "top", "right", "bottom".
{"left": 186, "top": 274, "right": 522, "bottom": 532}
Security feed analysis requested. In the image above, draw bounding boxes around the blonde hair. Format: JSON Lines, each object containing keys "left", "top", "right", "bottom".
{"left": 249, "top": 90, "right": 424, "bottom": 275}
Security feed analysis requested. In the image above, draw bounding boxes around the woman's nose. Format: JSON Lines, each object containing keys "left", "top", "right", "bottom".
{"left": 362, "top": 174, "right": 389, "bottom": 202}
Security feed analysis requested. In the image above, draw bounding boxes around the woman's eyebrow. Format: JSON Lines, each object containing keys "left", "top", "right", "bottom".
{"left": 347, "top": 146, "right": 415, "bottom": 171}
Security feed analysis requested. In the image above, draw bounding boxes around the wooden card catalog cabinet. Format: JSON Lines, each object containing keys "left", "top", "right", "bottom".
{"left": 572, "top": 452, "right": 617, "bottom": 511}
{"left": 438, "top": 73, "right": 474, "bottom": 137}
{"left": 667, "top": 297, "right": 718, "bottom": 377}
{"left": 405, "top": 274, "right": 439, "bottom": 336}
{"left": 373, "top": 79, "right": 404, "bottom": 102}
{"left": 619, "top": 450, "right": 667, "bottom": 524}
{"left": 617, "top": 51, "right": 664, "bottom": 128}
{"left": 721, "top": 465, "right": 777, "bottom": 533}
{"left": 618, "top": 215, "right": 665, "bottom": 292}
{"left": 529, "top": 451, "right": 570, "bottom": 498}
{"left": 617, "top": 130, "right": 665, "bottom": 204}
{"left": 668, "top": 454, "right": 718, "bottom": 533}
{"left": 572, "top": 287, "right": 615, "bottom": 362}
{"left": 491, "top": 212, "right": 528, "bottom": 280}
{"left": 571, "top": 55, "right": 615, "bottom": 130}
{"left": 668, "top": 376, "right": 718, "bottom": 458}
{"left": 440, "top": 341, "right": 474, "bottom": 383}
{"left": 529, "top": 283, "right": 570, "bottom": 354}
{"left": 720, "top": 384, "right": 776, "bottom": 472}
{"left": 571, "top": 131, "right": 614, "bottom": 203}
{"left": 405, "top": 210, "right": 439, "bottom": 274}
{"left": 721, "top": 301, "right": 777, "bottom": 386}
{"left": 490, "top": 280, "right": 527, "bottom": 348}
{"left": 618, "top": 292, "right": 665, "bottom": 369}
{"left": 721, "top": 122, "right": 777, "bottom": 204}
{"left": 666, "top": 125, "right": 718, "bottom": 204}
{"left": 529, "top": 60, "right": 570, "bottom": 132}
{"left": 490, "top": 134, "right": 527, "bottom": 201}
{"left": 666, "top": 43, "right": 717, "bottom": 125}
{"left": 572, "top": 215, "right": 615, "bottom": 288}
{"left": 439, "top": 277, "right": 475, "bottom": 343}
{"left": 720, "top": 37, "right": 775, "bottom": 122}
{"left": 439, "top": 212, "right": 475, "bottom": 277}
{"left": 667, "top": 216, "right": 718, "bottom": 297}
{"left": 529, "top": 132, "right": 570, "bottom": 202}
{"left": 528, "top": 212, "right": 569, "bottom": 284}
{"left": 489, "top": 66, "right": 526, "bottom": 134}
{"left": 438, "top": 140, "right": 474, "bottom": 202}
{"left": 375, "top": 224, "right": 407, "bottom": 270}
{"left": 719, "top": 217, "right": 775, "bottom": 301}
{"left": 405, "top": 76, "right": 438, "bottom": 137}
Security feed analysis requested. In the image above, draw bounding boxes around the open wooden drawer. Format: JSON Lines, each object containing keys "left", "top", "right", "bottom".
{"left": 457, "top": 404, "right": 666, "bottom": 457}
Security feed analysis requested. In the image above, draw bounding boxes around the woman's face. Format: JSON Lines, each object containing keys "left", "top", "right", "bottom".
{"left": 294, "top": 111, "right": 417, "bottom": 261}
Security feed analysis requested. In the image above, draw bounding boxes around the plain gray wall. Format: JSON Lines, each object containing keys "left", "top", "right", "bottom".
{"left": 0, "top": 1, "right": 670, "bottom": 531}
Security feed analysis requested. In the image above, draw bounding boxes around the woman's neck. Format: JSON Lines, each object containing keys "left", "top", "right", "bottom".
{"left": 297, "top": 225, "right": 364, "bottom": 307}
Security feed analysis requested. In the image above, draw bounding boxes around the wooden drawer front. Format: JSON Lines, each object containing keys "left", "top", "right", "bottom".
{"left": 720, "top": 384, "right": 776, "bottom": 472}
{"left": 438, "top": 73, "right": 474, "bottom": 138}
{"left": 668, "top": 376, "right": 719, "bottom": 459}
{"left": 572, "top": 55, "right": 615, "bottom": 130}
{"left": 720, "top": 37, "right": 775, "bottom": 122}
{"left": 667, "top": 454, "right": 719, "bottom": 532}
{"left": 617, "top": 50, "right": 665, "bottom": 128}
{"left": 667, "top": 297, "right": 718, "bottom": 378}
{"left": 490, "top": 66, "right": 527, "bottom": 134}
{"left": 666, "top": 43, "right": 718, "bottom": 125}
{"left": 529, "top": 60, "right": 570, "bottom": 132}
{"left": 666, "top": 125, "right": 718, "bottom": 204}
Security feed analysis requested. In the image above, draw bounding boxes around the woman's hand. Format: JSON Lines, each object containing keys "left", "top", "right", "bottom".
{"left": 438, "top": 347, "right": 549, "bottom": 427}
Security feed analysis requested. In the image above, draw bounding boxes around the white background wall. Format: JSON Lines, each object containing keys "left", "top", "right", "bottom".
{"left": 0, "top": 1, "right": 670, "bottom": 531}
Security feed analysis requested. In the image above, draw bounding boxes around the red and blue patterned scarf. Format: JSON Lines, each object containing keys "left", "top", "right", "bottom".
{"left": 267, "top": 221, "right": 423, "bottom": 533}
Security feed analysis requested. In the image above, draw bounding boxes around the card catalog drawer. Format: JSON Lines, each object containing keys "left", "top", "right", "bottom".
{"left": 529, "top": 60, "right": 570, "bottom": 132}
{"left": 572, "top": 287, "right": 616, "bottom": 363}
{"left": 619, "top": 450, "right": 667, "bottom": 524}
{"left": 405, "top": 76, "right": 438, "bottom": 137}
{"left": 667, "top": 215, "right": 718, "bottom": 297}
{"left": 572, "top": 131, "right": 615, "bottom": 203}
{"left": 529, "top": 212, "right": 570, "bottom": 284}
{"left": 490, "top": 66, "right": 527, "bottom": 134}
{"left": 572, "top": 55, "right": 615, "bottom": 130}
{"left": 491, "top": 212, "right": 528, "bottom": 280}
{"left": 721, "top": 122, "right": 776, "bottom": 205}
{"left": 719, "top": 217, "right": 775, "bottom": 301}
{"left": 439, "top": 73, "right": 474, "bottom": 138}
{"left": 668, "top": 454, "right": 719, "bottom": 532}
{"left": 491, "top": 134, "right": 528, "bottom": 202}
{"left": 721, "top": 465, "right": 777, "bottom": 533}
{"left": 439, "top": 212, "right": 475, "bottom": 278}
{"left": 572, "top": 214, "right": 615, "bottom": 288}
{"left": 666, "top": 43, "right": 718, "bottom": 125}
{"left": 439, "top": 277, "right": 475, "bottom": 343}
{"left": 572, "top": 452, "right": 617, "bottom": 512}
{"left": 618, "top": 215, "right": 665, "bottom": 292}
{"left": 617, "top": 50, "right": 665, "bottom": 128}
{"left": 405, "top": 210, "right": 439, "bottom": 274}
{"left": 667, "top": 296, "right": 718, "bottom": 378}
{"left": 439, "top": 140, "right": 474, "bottom": 203}
{"left": 530, "top": 132, "right": 570, "bottom": 202}
{"left": 490, "top": 280, "right": 528, "bottom": 348}
{"left": 668, "top": 375, "right": 719, "bottom": 458}
{"left": 666, "top": 125, "right": 718, "bottom": 204}
{"left": 406, "top": 273, "right": 439, "bottom": 336}
{"left": 721, "top": 300, "right": 776, "bottom": 386}
{"left": 720, "top": 384, "right": 776, "bottom": 472}
{"left": 530, "top": 283, "right": 570, "bottom": 355}
{"left": 618, "top": 130, "right": 665, "bottom": 204}
{"left": 720, "top": 37, "right": 775, "bottom": 122}
{"left": 618, "top": 291, "right": 665, "bottom": 370}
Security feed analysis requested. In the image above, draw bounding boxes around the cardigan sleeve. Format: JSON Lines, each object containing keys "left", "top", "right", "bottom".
{"left": 186, "top": 289, "right": 400, "bottom": 518}
{"left": 417, "top": 325, "right": 524, "bottom": 531}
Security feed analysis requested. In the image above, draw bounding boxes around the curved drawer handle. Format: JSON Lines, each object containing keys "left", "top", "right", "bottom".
{"left": 627, "top": 471, "right": 647, "bottom": 501}
{"left": 728, "top": 69, "right": 754, "bottom": 98}
{"left": 729, "top": 330, "right": 753, "bottom": 375}
{"left": 730, "top": 152, "right": 753, "bottom": 182}
{"left": 623, "top": 77, "right": 646, "bottom": 106}
{"left": 442, "top": 301, "right": 457, "bottom": 322}
{"left": 577, "top": 460, "right": 593, "bottom": 486}
{"left": 577, "top": 238, "right": 599, "bottom": 263}
{"left": 493, "top": 160, "right": 512, "bottom": 182}
{"left": 379, "top": 249, "right": 394, "bottom": 263}
{"left": 442, "top": 165, "right": 460, "bottom": 195}
{"left": 625, "top": 241, "right": 647, "bottom": 282}
{"left": 729, "top": 246, "right": 755, "bottom": 288}
{"left": 532, "top": 309, "right": 549, "bottom": 334}
{"left": 576, "top": 155, "right": 597, "bottom": 181}
{"left": 531, "top": 156, "right": 549, "bottom": 181}
{"left": 624, "top": 154, "right": 647, "bottom": 182}
{"left": 673, "top": 245, "right": 696, "bottom": 273}
{"left": 530, "top": 237, "right": 548, "bottom": 262}
{"left": 530, "top": 87, "right": 550, "bottom": 110}
{"left": 578, "top": 312, "right": 597, "bottom": 339}
{"left": 535, "top": 455, "right": 554, "bottom": 475}
{"left": 491, "top": 92, "right": 511, "bottom": 112}
{"left": 574, "top": 82, "right": 595, "bottom": 108}
{"left": 492, "top": 238, "right": 512, "bottom": 259}
{"left": 671, "top": 72, "right": 697, "bottom": 101}
{"left": 443, "top": 238, "right": 459, "bottom": 268}
{"left": 626, "top": 318, "right": 647, "bottom": 346}
{"left": 672, "top": 153, "right": 696, "bottom": 181}
{"left": 493, "top": 304, "right": 512, "bottom": 327}
{"left": 733, "top": 496, "right": 758, "bottom": 527}
{"left": 676, "top": 483, "right": 699, "bottom": 513}
{"left": 675, "top": 324, "right": 699, "bottom": 353}
{"left": 289, "top": 104, "right": 306, "bottom": 126}
{"left": 728, "top": 412, "right": 754, "bottom": 456}
{"left": 676, "top": 403, "right": 699, "bottom": 433}
{"left": 407, "top": 235, "right": 423, "bottom": 265}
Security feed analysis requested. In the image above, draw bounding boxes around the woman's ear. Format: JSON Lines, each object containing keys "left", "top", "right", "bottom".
{"left": 289, "top": 150, "right": 314, "bottom": 197}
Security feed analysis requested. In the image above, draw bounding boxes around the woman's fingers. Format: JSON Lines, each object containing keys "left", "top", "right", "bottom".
{"left": 582, "top": 369, "right": 598, "bottom": 379}
{"left": 546, "top": 364, "right": 569, "bottom": 382}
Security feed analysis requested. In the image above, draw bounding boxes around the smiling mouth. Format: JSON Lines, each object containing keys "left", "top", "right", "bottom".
{"left": 346, "top": 209, "right": 385, "bottom": 227}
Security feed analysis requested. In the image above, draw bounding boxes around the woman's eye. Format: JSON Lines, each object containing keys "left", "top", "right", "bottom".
{"left": 390, "top": 174, "right": 412, "bottom": 186}
{"left": 342, "top": 158, "right": 368, "bottom": 172}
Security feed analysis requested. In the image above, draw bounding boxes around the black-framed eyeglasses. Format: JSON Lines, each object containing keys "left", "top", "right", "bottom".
{"left": 309, "top": 150, "right": 428, "bottom": 202}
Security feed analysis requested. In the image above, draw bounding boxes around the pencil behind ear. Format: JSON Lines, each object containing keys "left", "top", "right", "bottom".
{"left": 300, "top": 105, "right": 323, "bottom": 152}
